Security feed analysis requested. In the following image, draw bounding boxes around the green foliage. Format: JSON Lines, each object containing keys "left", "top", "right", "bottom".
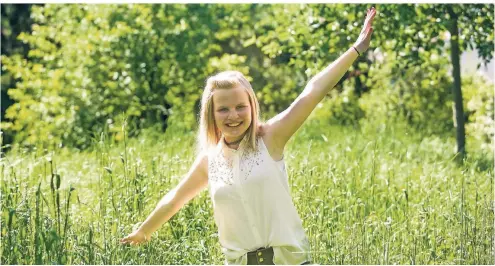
{"left": 462, "top": 74, "right": 494, "bottom": 154}
{"left": 376, "top": 4, "right": 493, "bottom": 65}
{"left": 2, "top": 4, "right": 240, "bottom": 148}
{"left": 1, "top": 3, "right": 493, "bottom": 153}
{"left": 1, "top": 4, "right": 307, "bottom": 147}
{"left": 359, "top": 50, "right": 454, "bottom": 134}
{"left": 312, "top": 84, "right": 365, "bottom": 127}
{"left": 1, "top": 4, "right": 33, "bottom": 140}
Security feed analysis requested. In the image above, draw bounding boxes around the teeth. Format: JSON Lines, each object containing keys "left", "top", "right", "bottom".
{"left": 227, "top": 122, "right": 241, "bottom": 127}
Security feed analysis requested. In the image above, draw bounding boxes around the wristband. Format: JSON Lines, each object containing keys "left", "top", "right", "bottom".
{"left": 352, "top": 46, "right": 361, "bottom": 56}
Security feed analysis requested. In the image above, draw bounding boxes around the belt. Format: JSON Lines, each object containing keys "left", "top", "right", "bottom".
{"left": 246, "top": 246, "right": 312, "bottom": 265}
{"left": 246, "top": 247, "right": 274, "bottom": 265}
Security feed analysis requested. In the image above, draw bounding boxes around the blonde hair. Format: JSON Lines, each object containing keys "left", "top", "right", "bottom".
{"left": 198, "top": 71, "right": 261, "bottom": 152}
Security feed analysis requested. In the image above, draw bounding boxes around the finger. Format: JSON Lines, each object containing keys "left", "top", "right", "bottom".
{"left": 370, "top": 9, "right": 377, "bottom": 20}
{"left": 366, "top": 8, "right": 376, "bottom": 19}
{"left": 370, "top": 9, "right": 377, "bottom": 19}
{"left": 367, "top": 9, "right": 376, "bottom": 23}
{"left": 363, "top": 20, "right": 371, "bottom": 33}
{"left": 365, "top": 12, "right": 376, "bottom": 28}
{"left": 359, "top": 26, "right": 366, "bottom": 36}
{"left": 361, "top": 8, "right": 376, "bottom": 31}
{"left": 121, "top": 239, "right": 132, "bottom": 245}
{"left": 122, "top": 235, "right": 134, "bottom": 241}
{"left": 366, "top": 8, "right": 372, "bottom": 16}
{"left": 364, "top": 11, "right": 375, "bottom": 27}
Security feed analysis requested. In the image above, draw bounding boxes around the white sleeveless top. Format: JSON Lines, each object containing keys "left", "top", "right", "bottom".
{"left": 207, "top": 135, "right": 311, "bottom": 264}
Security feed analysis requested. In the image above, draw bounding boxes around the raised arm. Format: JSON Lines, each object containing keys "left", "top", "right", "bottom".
{"left": 264, "top": 7, "right": 376, "bottom": 154}
{"left": 120, "top": 152, "right": 208, "bottom": 245}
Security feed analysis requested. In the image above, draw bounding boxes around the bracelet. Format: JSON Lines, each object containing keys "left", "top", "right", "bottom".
{"left": 352, "top": 46, "right": 361, "bottom": 56}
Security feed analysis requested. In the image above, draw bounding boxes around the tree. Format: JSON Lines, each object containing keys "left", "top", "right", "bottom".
{"left": 1, "top": 4, "right": 35, "bottom": 146}
{"left": 1, "top": 4, "right": 292, "bottom": 148}
{"left": 254, "top": 3, "right": 493, "bottom": 158}
{"left": 1, "top": 4, "right": 492, "bottom": 153}
{"left": 377, "top": 4, "right": 493, "bottom": 159}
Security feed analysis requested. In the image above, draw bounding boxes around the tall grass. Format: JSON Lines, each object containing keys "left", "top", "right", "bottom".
{"left": 1, "top": 119, "right": 493, "bottom": 264}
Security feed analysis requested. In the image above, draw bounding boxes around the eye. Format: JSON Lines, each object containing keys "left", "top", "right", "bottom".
{"left": 218, "top": 108, "right": 229, "bottom": 112}
{"left": 236, "top": 105, "right": 247, "bottom": 111}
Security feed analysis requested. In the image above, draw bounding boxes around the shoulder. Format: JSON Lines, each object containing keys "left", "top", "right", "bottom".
{"left": 257, "top": 122, "right": 281, "bottom": 147}
{"left": 257, "top": 123, "right": 284, "bottom": 161}
{"left": 194, "top": 150, "right": 209, "bottom": 175}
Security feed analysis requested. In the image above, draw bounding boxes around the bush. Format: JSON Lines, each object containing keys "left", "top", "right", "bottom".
{"left": 311, "top": 84, "right": 365, "bottom": 127}
{"left": 463, "top": 73, "right": 494, "bottom": 154}
{"left": 359, "top": 50, "right": 454, "bottom": 135}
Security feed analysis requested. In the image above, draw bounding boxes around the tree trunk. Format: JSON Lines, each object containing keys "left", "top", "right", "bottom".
{"left": 447, "top": 6, "right": 466, "bottom": 159}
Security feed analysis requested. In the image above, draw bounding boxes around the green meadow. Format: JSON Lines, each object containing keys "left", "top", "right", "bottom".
{"left": 1, "top": 117, "right": 493, "bottom": 264}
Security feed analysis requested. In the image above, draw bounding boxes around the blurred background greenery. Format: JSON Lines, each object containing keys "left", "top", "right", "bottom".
{"left": 1, "top": 3, "right": 493, "bottom": 156}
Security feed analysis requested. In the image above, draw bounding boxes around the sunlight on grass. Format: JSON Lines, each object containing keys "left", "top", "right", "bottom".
{"left": 1, "top": 120, "right": 493, "bottom": 264}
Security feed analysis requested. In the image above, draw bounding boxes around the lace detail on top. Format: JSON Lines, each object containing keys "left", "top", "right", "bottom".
{"left": 209, "top": 150, "right": 234, "bottom": 185}
{"left": 208, "top": 137, "right": 265, "bottom": 186}
{"left": 239, "top": 145, "right": 263, "bottom": 181}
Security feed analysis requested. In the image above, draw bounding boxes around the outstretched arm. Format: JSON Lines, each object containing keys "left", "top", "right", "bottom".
{"left": 120, "top": 152, "right": 208, "bottom": 245}
{"left": 264, "top": 7, "right": 376, "bottom": 152}
{"left": 310, "top": 7, "right": 375, "bottom": 93}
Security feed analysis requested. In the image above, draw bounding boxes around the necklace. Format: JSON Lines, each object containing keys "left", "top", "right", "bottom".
{"left": 224, "top": 138, "right": 243, "bottom": 146}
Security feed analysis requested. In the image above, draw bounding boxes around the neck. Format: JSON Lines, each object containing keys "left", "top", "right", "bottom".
{"left": 225, "top": 137, "right": 243, "bottom": 145}
{"left": 224, "top": 135, "right": 245, "bottom": 150}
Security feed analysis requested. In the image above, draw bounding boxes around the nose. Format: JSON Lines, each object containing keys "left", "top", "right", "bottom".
{"left": 227, "top": 110, "right": 240, "bottom": 120}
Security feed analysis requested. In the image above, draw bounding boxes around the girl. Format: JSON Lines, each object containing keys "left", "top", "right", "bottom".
{"left": 121, "top": 7, "right": 376, "bottom": 265}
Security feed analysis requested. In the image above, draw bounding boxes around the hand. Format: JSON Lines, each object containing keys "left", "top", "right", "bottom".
{"left": 353, "top": 7, "right": 377, "bottom": 55}
{"left": 120, "top": 229, "right": 150, "bottom": 246}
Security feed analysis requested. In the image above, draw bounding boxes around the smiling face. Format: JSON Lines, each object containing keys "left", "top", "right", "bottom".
{"left": 198, "top": 70, "right": 260, "bottom": 152}
{"left": 212, "top": 86, "right": 252, "bottom": 143}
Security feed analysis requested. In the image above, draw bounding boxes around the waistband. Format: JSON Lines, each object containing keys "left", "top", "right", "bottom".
{"left": 246, "top": 247, "right": 274, "bottom": 265}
